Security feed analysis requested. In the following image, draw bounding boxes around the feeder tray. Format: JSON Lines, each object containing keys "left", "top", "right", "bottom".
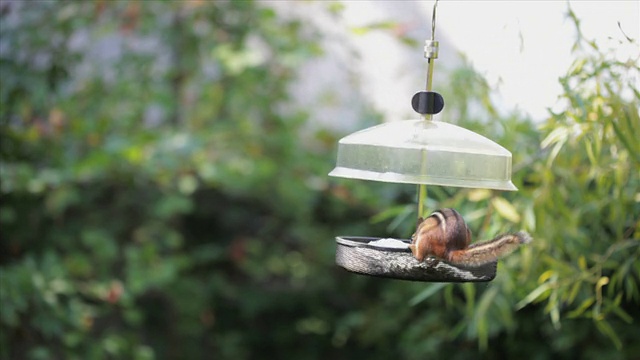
{"left": 336, "top": 237, "right": 496, "bottom": 282}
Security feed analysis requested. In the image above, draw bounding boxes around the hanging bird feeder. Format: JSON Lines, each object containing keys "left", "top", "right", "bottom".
{"left": 329, "top": 1, "right": 530, "bottom": 282}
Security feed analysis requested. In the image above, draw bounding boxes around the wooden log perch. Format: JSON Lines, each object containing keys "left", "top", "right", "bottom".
{"left": 335, "top": 236, "right": 497, "bottom": 282}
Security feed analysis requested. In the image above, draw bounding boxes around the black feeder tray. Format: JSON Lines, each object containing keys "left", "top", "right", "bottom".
{"left": 335, "top": 237, "right": 497, "bottom": 282}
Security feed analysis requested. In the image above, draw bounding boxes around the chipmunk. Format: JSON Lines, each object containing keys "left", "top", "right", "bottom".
{"left": 409, "top": 208, "right": 532, "bottom": 267}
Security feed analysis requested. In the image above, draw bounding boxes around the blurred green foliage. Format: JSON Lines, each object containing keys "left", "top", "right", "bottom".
{"left": 1, "top": 1, "right": 638, "bottom": 360}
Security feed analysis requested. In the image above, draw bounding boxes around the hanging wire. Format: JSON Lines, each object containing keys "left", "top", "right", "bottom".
{"left": 431, "top": 0, "right": 438, "bottom": 40}
{"left": 417, "top": 0, "right": 439, "bottom": 220}
{"left": 423, "top": 0, "right": 439, "bottom": 109}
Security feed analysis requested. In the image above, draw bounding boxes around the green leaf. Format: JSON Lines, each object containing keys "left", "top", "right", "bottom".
{"left": 491, "top": 197, "right": 521, "bottom": 223}
{"left": 409, "top": 283, "right": 448, "bottom": 306}
{"left": 566, "top": 298, "right": 594, "bottom": 319}
{"left": 516, "top": 283, "right": 551, "bottom": 310}
{"left": 595, "top": 319, "right": 623, "bottom": 350}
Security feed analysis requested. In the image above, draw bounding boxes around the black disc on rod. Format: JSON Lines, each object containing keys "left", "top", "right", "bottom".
{"left": 411, "top": 91, "right": 444, "bottom": 115}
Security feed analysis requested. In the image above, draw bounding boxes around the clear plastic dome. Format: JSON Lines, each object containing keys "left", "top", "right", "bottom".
{"left": 329, "top": 119, "right": 517, "bottom": 191}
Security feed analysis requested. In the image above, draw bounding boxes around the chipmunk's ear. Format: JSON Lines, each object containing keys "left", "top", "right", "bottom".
{"left": 416, "top": 217, "right": 424, "bottom": 227}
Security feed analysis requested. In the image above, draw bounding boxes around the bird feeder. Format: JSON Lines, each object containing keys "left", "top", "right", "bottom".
{"left": 329, "top": 1, "right": 520, "bottom": 282}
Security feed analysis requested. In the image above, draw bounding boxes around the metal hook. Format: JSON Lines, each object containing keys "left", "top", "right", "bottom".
{"left": 431, "top": 0, "right": 438, "bottom": 40}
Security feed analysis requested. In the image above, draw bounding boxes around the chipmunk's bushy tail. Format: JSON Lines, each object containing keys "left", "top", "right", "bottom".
{"left": 448, "top": 232, "right": 532, "bottom": 267}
